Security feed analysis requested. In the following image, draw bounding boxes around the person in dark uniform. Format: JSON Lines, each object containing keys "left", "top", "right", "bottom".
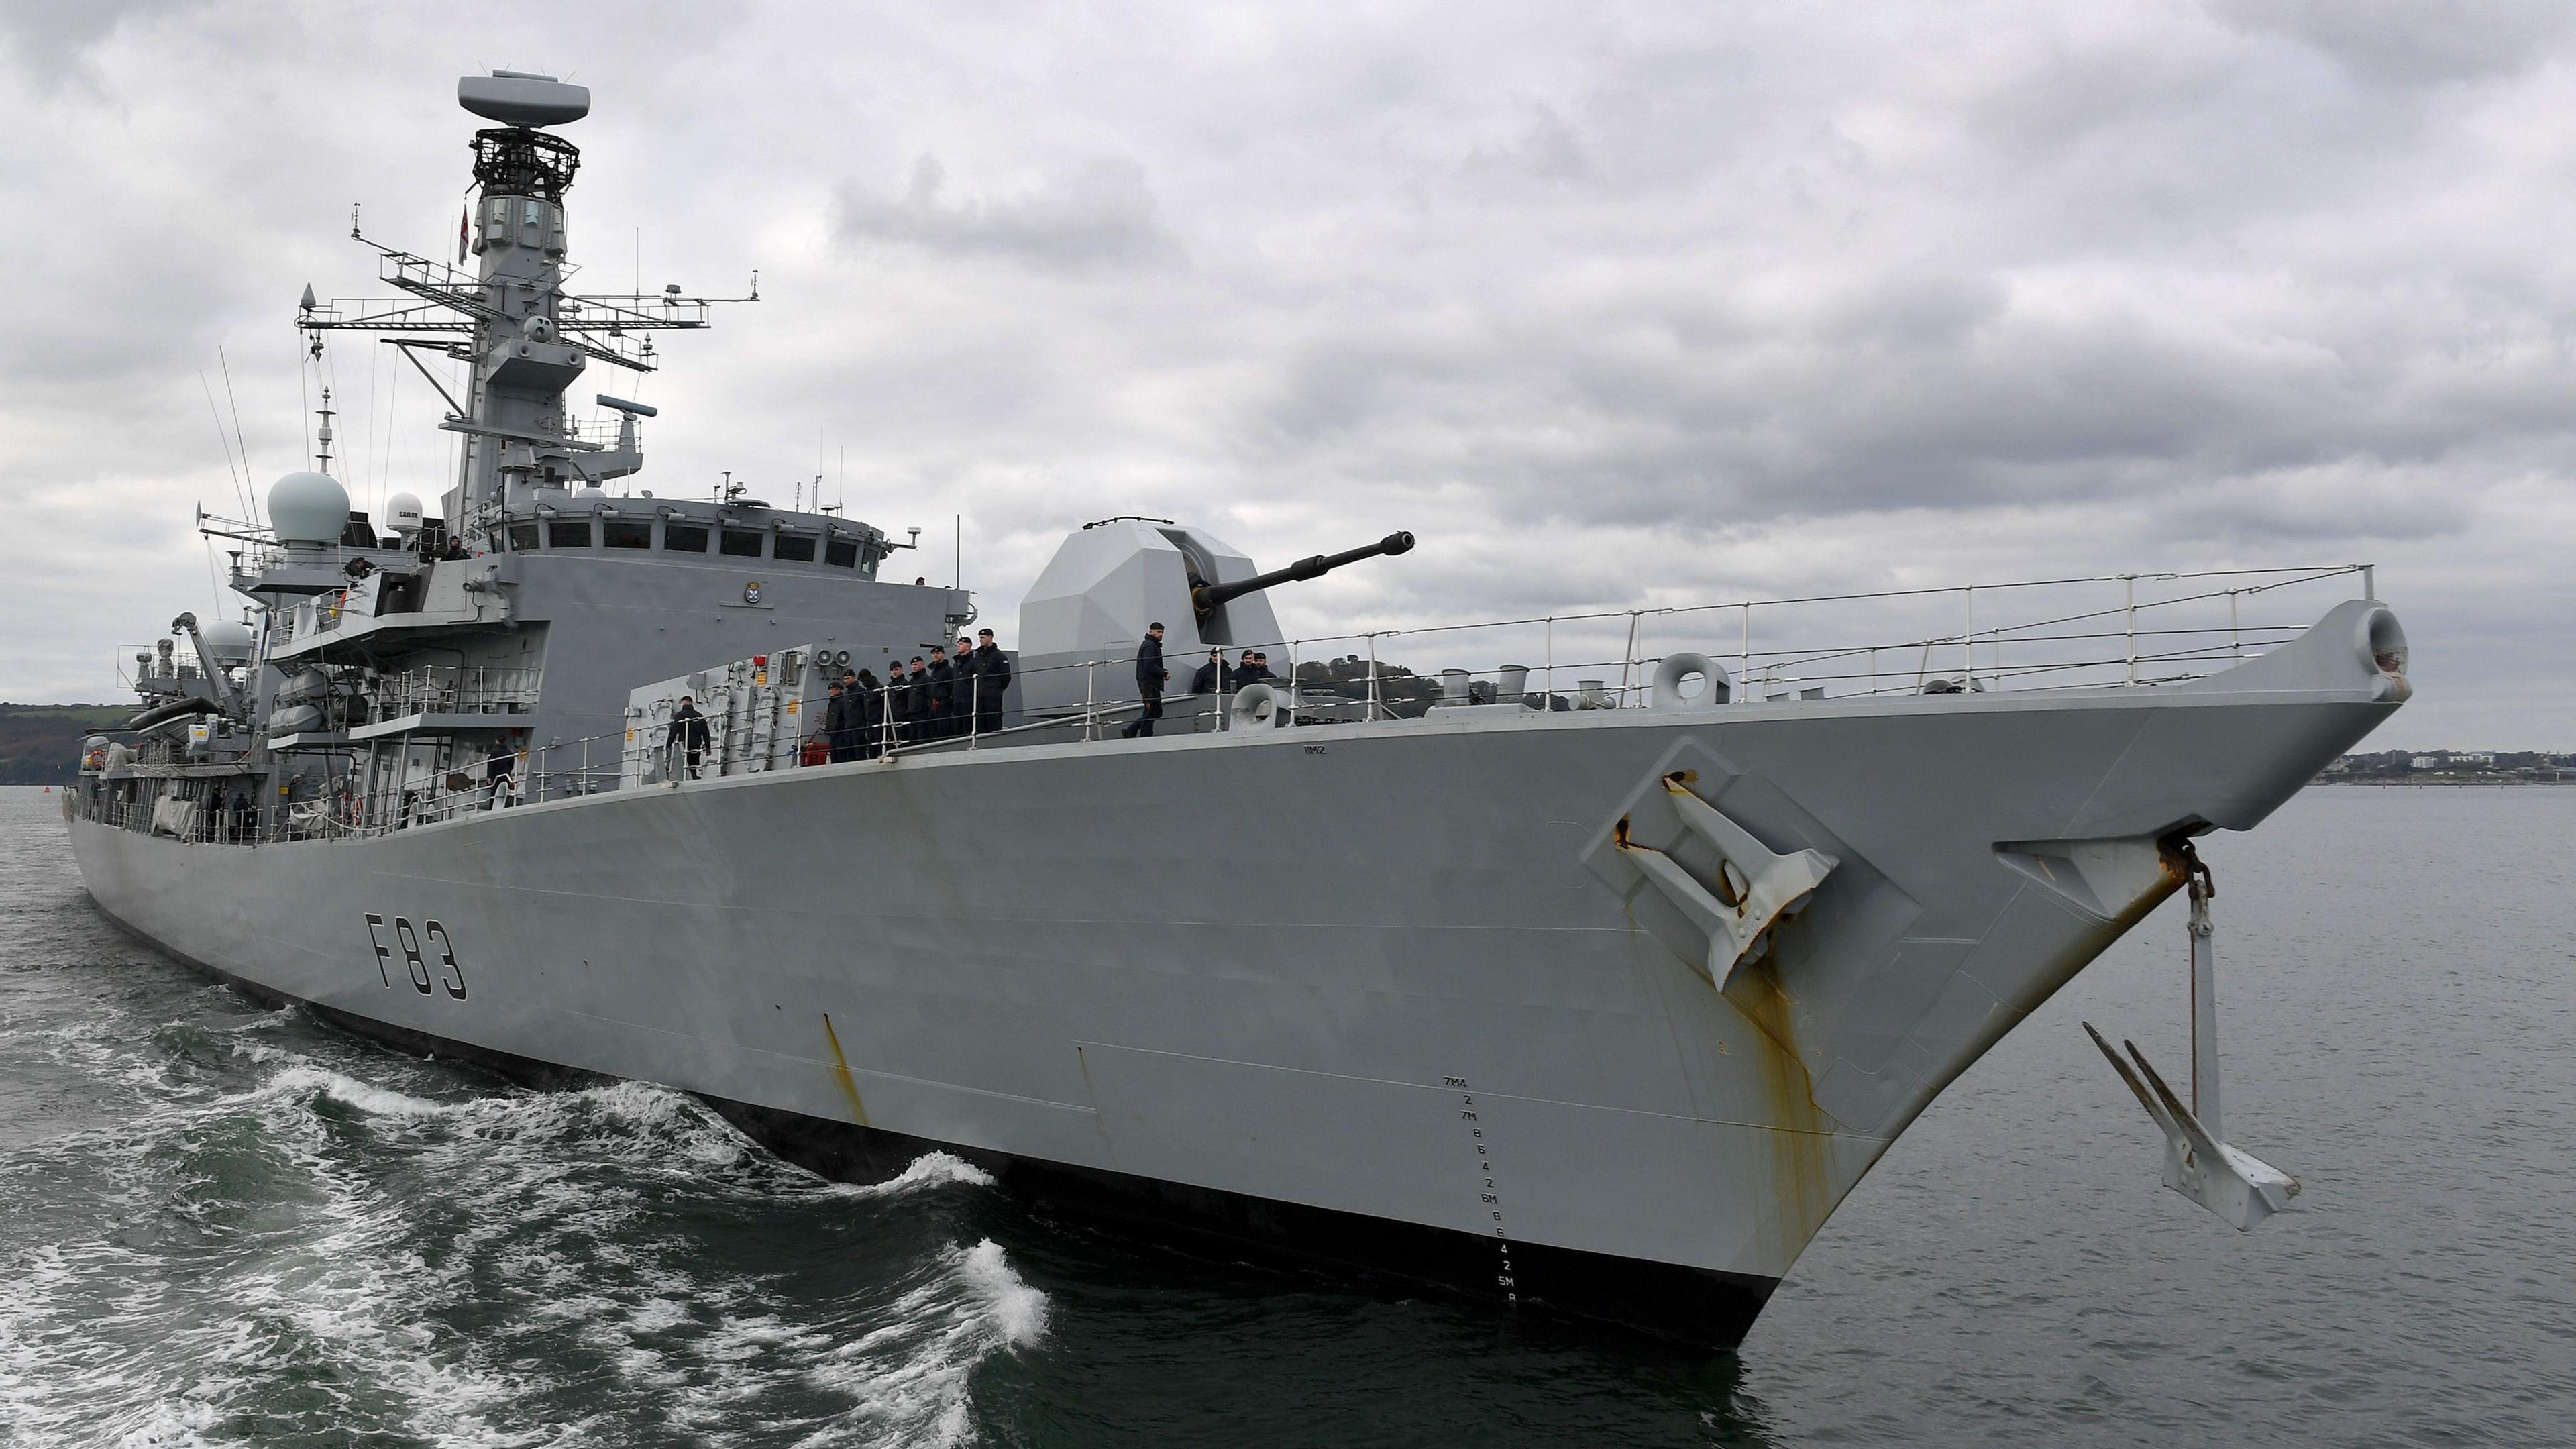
{"left": 822, "top": 682, "right": 853, "bottom": 762}
{"left": 924, "top": 645, "right": 957, "bottom": 739}
{"left": 1121, "top": 622, "right": 1167, "bottom": 738}
{"left": 854, "top": 667, "right": 885, "bottom": 757}
{"left": 483, "top": 737, "right": 517, "bottom": 808}
{"left": 906, "top": 656, "right": 932, "bottom": 740}
{"left": 1235, "top": 651, "right": 1275, "bottom": 687}
{"left": 665, "top": 694, "right": 711, "bottom": 782}
{"left": 884, "top": 659, "right": 913, "bottom": 745}
{"left": 971, "top": 628, "right": 1011, "bottom": 737}
{"left": 1191, "top": 649, "right": 1234, "bottom": 695}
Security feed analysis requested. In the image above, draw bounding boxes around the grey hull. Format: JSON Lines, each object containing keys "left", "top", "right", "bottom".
{"left": 66, "top": 604, "right": 2403, "bottom": 1347}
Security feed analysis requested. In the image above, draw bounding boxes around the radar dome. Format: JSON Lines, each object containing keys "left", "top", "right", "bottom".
{"left": 267, "top": 471, "right": 349, "bottom": 546}
{"left": 574, "top": 486, "right": 607, "bottom": 500}
{"left": 200, "top": 620, "right": 254, "bottom": 667}
{"left": 384, "top": 492, "right": 424, "bottom": 536}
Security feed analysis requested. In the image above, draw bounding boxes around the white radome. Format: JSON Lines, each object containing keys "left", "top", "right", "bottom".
{"left": 267, "top": 471, "right": 350, "bottom": 546}
{"left": 199, "top": 620, "right": 254, "bottom": 667}
{"left": 384, "top": 491, "right": 425, "bottom": 535}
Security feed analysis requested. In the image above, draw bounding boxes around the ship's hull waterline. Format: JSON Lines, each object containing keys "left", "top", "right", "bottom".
{"left": 66, "top": 648, "right": 2399, "bottom": 1350}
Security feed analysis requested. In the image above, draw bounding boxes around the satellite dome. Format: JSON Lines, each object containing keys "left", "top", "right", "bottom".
{"left": 268, "top": 471, "right": 350, "bottom": 546}
{"left": 574, "top": 486, "right": 607, "bottom": 500}
{"left": 200, "top": 620, "right": 254, "bottom": 667}
{"left": 384, "top": 492, "right": 425, "bottom": 535}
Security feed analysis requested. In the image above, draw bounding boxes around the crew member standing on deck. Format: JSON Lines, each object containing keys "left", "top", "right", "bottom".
{"left": 883, "top": 659, "right": 913, "bottom": 745}
{"left": 924, "top": 645, "right": 957, "bottom": 739}
{"left": 665, "top": 694, "right": 711, "bottom": 782}
{"left": 971, "top": 628, "right": 1011, "bottom": 737}
{"left": 822, "top": 682, "right": 854, "bottom": 763}
{"left": 854, "top": 667, "right": 885, "bottom": 757}
{"left": 1191, "top": 649, "right": 1234, "bottom": 695}
{"left": 1121, "top": 623, "right": 1167, "bottom": 738}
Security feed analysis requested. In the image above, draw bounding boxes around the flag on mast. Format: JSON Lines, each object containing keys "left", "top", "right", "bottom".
{"left": 458, "top": 205, "right": 469, "bottom": 264}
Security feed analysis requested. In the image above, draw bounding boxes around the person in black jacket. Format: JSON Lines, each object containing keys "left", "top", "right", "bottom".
{"left": 924, "top": 645, "right": 957, "bottom": 739}
{"left": 665, "top": 695, "right": 712, "bottom": 782}
{"left": 1121, "top": 623, "right": 1167, "bottom": 738}
{"left": 1191, "top": 648, "right": 1234, "bottom": 695}
{"left": 1235, "top": 651, "right": 1275, "bottom": 687}
{"left": 884, "top": 659, "right": 914, "bottom": 745}
{"left": 853, "top": 667, "right": 885, "bottom": 757}
{"left": 822, "top": 682, "right": 854, "bottom": 762}
{"left": 971, "top": 628, "right": 1011, "bottom": 737}
{"left": 906, "top": 656, "right": 932, "bottom": 739}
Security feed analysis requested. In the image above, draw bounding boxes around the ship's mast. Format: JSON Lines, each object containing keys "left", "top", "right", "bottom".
{"left": 458, "top": 115, "right": 588, "bottom": 514}
{"left": 296, "top": 71, "right": 752, "bottom": 545}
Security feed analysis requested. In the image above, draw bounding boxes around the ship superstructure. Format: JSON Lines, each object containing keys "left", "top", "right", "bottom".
{"left": 64, "top": 72, "right": 2408, "bottom": 1350}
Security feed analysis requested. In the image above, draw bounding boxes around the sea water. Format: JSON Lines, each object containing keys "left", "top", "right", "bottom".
{"left": 1, "top": 785, "right": 2568, "bottom": 1446}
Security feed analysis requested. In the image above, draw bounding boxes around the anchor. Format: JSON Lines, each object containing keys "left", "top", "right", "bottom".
{"left": 2084, "top": 842, "right": 2300, "bottom": 1230}
{"left": 1614, "top": 773, "right": 1837, "bottom": 989}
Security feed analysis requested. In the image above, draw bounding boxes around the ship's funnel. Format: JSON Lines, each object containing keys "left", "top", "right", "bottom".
{"left": 459, "top": 71, "right": 590, "bottom": 128}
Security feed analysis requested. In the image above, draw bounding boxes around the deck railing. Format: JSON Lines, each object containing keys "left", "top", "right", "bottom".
{"left": 72, "top": 562, "right": 2375, "bottom": 844}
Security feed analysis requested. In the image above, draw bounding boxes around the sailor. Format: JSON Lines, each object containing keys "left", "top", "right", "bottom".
{"left": 1236, "top": 651, "right": 1275, "bottom": 687}
{"left": 823, "top": 682, "right": 855, "bottom": 763}
{"left": 1191, "top": 649, "right": 1227, "bottom": 695}
{"left": 955, "top": 635, "right": 978, "bottom": 733}
{"left": 908, "top": 657, "right": 933, "bottom": 739}
{"left": 924, "top": 645, "right": 957, "bottom": 739}
{"left": 884, "top": 659, "right": 914, "bottom": 744}
{"left": 1121, "top": 623, "right": 1168, "bottom": 738}
{"left": 853, "top": 667, "right": 885, "bottom": 756}
{"left": 483, "top": 738, "right": 517, "bottom": 808}
{"left": 971, "top": 628, "right": 1011, "bottom": 736}
{"left": 666, "top": 694, "right": 712, "bottom": 781}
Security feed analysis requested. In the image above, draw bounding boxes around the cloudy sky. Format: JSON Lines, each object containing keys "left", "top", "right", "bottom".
{"left": 3, "top": 1, "right": 2569, "bottom": 746}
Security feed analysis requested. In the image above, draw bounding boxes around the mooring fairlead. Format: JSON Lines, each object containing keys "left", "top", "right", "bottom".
{"left": 2084, "top": 842, "right": 2300, "bottom": 1230}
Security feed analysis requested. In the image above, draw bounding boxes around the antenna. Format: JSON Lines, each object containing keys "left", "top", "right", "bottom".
{"left": 315, "top": 388, "right": 337, "bottom": 477}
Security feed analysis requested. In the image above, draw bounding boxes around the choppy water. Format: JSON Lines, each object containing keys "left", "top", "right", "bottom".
{"left": 1, "top": 784, "right": 2569, "bottom": 1447}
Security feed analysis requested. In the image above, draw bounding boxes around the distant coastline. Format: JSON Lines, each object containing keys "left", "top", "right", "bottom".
{"left": 0, "top": 704, "right": 126, "bottom": 786}
{"left": 2317, "top": 749, "right": 2569, "bottom": 787}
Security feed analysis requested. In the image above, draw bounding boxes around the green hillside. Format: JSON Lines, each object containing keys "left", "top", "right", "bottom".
{"left": 0, "top": 704, "right": 129, "bottom": 785}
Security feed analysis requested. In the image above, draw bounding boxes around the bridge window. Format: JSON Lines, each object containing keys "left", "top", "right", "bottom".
{"left": 773, "top": 533, "right": 816, "bottom": 563}
{"left": 824, "top": 538, "right": 859, "bottom": 568}
{"left": 548, "top": 519, "right": 594, "bottom": 549}
{"left": 602, "top": 519, "right": 652, "bottom": 549}
{"left": 662, "top": 523, "right": 708, "bottom": 552}
{"left": 506, "top": 522, "right": 540, "bottom": 553}
{"left": 720, "top": 528, "right": 765, "bottom": 558}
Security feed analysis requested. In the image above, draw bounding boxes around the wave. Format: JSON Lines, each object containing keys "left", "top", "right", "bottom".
{"left": 0, "top": 1033, "right": 1036, "bottom": 1448}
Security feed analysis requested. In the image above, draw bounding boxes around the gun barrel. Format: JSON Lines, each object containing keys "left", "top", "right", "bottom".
{"left": 1193, "top": 531, "right": 1415, "bottom": 615}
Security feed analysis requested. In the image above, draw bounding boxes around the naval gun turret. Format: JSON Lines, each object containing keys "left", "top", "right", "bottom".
{"left": 1190, "top": 531, "right": 1415, "bottom": 620}
{"left": 1015, "top": 519, "right": 1415, "bottom": 716}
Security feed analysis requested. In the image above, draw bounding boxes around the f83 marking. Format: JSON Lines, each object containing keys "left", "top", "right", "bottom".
{"left": 363, "top": 914, "right": 467, "bottom": 1000}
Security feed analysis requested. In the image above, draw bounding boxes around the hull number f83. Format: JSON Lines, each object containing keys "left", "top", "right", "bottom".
{"left": 363, "top": 914, "right": 467, "bottom": 999}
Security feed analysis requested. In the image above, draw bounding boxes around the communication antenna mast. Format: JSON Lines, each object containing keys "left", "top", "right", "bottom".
{"left": 315, "top": 388, "right": 337, "bottom": 476}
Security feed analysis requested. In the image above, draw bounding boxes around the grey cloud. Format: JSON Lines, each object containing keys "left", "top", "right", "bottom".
{"left": 3, "top": 3, "right": 2569, "bottom": 745}
{"left": 0, "top": 0, "right": 201, "bottom": 87}
{"left": 832, "top": 154, "right": 1184, "bottom": 272}
{"left": 2206, "top": 0, "right": 2576, "bottom": 85}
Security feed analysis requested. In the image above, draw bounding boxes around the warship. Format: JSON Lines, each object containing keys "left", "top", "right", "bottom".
{"left": 64, "top": 71, "right": 2409, "bottom": 1350}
